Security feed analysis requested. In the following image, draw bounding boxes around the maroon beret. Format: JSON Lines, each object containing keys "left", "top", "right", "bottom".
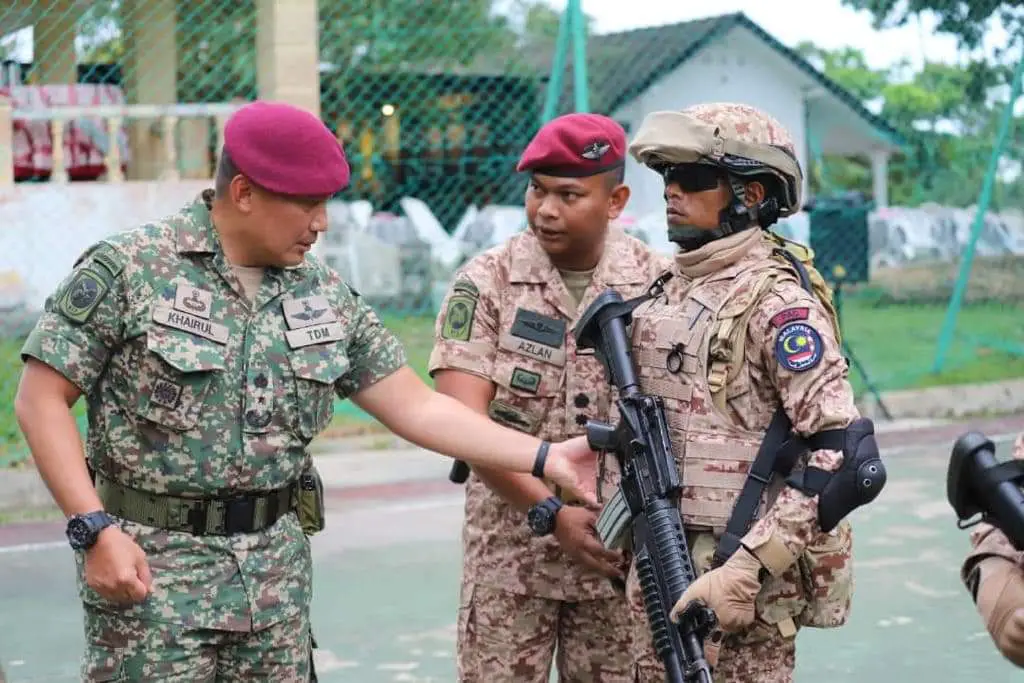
{"left": 516, "top": 113, "right": 626, "bottom": 177}
{"left": 223, "top": 100, "right": 350, "bottom": 196}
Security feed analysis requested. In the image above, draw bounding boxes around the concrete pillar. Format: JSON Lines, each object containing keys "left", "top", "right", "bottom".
{"left": 32, "top": 0, "right": 80, "bottom": 84}
{"left": 870, "top": 149, "right": 890, "bottom": 208}
{"left": 121, "top": 0, "right": 177, "bottom": 180}
{"left": 256, "top": 0, "right": 321, "bottom": 118}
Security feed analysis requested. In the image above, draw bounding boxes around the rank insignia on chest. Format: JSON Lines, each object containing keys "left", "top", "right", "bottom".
{"left": 283, "top": 295, "right": 336, "bottom": 330}
{"left": 150, "top": 377, "right": 183, "bottom": 409}
{"left": 173, "top": 284, "right": 214, "bottom": 320}
{"left": 500, "top": 308, "right": 567, "bottom": 366}
{"left": 774, "top": 322, "right": 824, "bottom": 373}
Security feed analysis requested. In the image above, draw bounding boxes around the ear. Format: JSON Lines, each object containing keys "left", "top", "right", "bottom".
{"left": 607, "top": 183, "right": 631, "bottom": 220}
{"left": 744, "top": 180, "right": 765, "bottom": 207}
{"left": 230, "top": 175, "right": 254, "bottom": 214}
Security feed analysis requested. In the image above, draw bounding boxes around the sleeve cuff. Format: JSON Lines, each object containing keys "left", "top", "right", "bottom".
{"left": 336, "top": 333, "right": 408, "bottom": 400}
{"left": 20, "top": 328, "right": 105, "bottom": 395}
{"left": 427, "top": 340, "right": 495, "bottom": 378}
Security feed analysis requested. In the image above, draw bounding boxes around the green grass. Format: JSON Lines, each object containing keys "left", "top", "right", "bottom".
{"left": 3, "top": 301, "right": 1021, "bottom": 466}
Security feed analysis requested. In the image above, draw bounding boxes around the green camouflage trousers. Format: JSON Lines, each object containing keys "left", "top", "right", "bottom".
{"left": 81, "top": 604, "right": 313, "bottom": 682}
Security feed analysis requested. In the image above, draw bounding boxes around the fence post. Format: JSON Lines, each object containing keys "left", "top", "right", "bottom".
{"left": 932, "top": 52, "right": 1024, "bottom": 373}
{"left": 541, "top": 4, "right": 571, "bottom": 124}
{"left": 570, "top": 0, "right": 589, "bottom": 113}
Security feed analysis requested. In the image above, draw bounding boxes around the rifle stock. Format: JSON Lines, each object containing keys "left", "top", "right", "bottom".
{"left": 574, "top": 283, "right": 716, "bottom": 683}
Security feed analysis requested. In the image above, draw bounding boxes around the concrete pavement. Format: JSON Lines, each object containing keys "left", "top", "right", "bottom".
{"left": 3, "top": 427, "right": 1024, "bottom": 681}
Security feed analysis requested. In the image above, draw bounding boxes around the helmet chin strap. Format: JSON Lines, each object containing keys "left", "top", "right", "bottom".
{"left": 666, "top": 175, "right": 781, "bottom": 251}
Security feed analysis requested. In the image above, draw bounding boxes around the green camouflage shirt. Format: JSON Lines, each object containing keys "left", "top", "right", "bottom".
{"left": 21, "top": 190, "right": 406, "bottom": 631}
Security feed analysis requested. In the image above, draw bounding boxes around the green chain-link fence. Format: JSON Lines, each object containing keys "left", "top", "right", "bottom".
{"left": 0, "top": 0, "right": 1021, "bottom": 463}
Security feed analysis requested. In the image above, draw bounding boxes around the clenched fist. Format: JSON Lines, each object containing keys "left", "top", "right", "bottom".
{"left": 84, "top": 526, "right": 153, "bottom": 605}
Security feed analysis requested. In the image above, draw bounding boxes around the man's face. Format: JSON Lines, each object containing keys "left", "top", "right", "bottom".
{"left": 524, "top": 172, "right": 628, "bottom": 260}
{"left": 233, "top": 179, "right": 331, "bottom": 267}
{"left": 660, "top": 163, "right": 732, "bottom": 230}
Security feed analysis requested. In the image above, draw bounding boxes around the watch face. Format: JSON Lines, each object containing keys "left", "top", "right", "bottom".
{"left": 66, "top": 517, "right": 92, "bottom": 549}
{"left": 528, "top": 505, "right": 554, "bottom": 535}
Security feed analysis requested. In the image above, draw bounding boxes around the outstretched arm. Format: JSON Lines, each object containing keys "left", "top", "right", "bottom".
{"left": 351, "top": 367, "right": 597, "bottom": 505}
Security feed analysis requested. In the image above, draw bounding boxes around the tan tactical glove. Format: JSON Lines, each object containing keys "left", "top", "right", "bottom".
{"left": 670, "top": 546, "right": 765, "bottom": 633}
{"left": 973, "top": 556, "right": 1024, "bottom": 668}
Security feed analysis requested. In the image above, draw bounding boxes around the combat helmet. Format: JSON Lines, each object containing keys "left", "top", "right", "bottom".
{"left": 629, "top": 103, "right": 803, "bottom": 242}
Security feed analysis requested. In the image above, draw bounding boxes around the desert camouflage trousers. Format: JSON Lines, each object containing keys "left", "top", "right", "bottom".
{"left": 80, "top": 604, "right": 314, "bottom": 682}
{"left": 631, "top": 627, "right": 796, "bottom": 683}
{"left": 456, "top": 581, "right": 635, "bottom": 682}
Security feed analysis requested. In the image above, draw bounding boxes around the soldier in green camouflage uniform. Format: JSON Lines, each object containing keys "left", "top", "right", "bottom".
{"left": 14, "top": 101, "right": 600, "bottom": 682}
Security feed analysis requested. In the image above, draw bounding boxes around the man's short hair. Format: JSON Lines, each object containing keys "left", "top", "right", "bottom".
{"left": 214, "top": 148, "right": 239, "bottom": 198}
{"left": 604, "top": 165, "right": 626, "bottom": 190}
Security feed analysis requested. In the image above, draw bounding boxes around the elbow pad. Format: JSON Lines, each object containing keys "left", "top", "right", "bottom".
{"left": 786, "top": 418, "right": 887, "bottom": 533}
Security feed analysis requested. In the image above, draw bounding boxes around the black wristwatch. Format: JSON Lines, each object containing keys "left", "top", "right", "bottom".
{"left": 527, "top": 496, "right": 563, "bottom": 536}
{"left": 65, "top": 511, "right": 115, "bottom": 551}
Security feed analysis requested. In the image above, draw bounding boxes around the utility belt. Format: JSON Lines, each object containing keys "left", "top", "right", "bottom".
{"left": 93, "top": 467, "right": 326, "bottom": 537}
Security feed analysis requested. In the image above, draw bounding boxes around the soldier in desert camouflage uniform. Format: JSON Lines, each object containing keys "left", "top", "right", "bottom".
{"left": 961, "top": 432, "right": 1024, "bottom": 669}
{"left": 619, "top": 103, "right": 887, "bottom": 682}
{"left": 13, "top": 101, "right": 601, "bottom": 683}
{"left": 430, "top": 113, "right": 670, "bottom": 682}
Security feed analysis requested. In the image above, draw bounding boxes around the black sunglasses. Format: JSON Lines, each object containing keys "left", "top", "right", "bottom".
{"left": 654, "top": 163, "right": 724, "bottom": 193}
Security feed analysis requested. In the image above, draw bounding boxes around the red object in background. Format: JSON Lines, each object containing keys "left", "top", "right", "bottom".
{"left": 0, "top": 84, "right": 131, "bottom": 181}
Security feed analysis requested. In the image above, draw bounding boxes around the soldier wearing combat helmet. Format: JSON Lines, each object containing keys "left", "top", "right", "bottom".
{"left": 14, "top": 100, "right": 601, "bottom": 682}
{"left": 617, "top": 102, "right": 887, "bottom": 681}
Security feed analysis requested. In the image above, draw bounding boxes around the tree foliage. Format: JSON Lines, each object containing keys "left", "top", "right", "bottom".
{"left": 796, "top": 35, "right": 1023, "bottom": 208}
{"left": 839, "top": 0, "right": 1024, "bottom": 51}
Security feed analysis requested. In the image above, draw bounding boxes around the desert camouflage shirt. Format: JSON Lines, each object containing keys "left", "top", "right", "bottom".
{"left": 21, "top": 190, "right": 406, "bottom": 631}
{"left": 428, "top": 227, "right": 671, "bottom": 600}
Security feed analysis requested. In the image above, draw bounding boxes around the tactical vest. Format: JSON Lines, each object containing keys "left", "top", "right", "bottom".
{"left": 629, "top": 240, "right": 854, "bottom": 636}
{"left": 632, "top": 256, "right": 785, "bottom": 532}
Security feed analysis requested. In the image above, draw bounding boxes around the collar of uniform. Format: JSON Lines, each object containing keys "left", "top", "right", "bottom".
{"left": 175, "top": 190, "right": 220, "bottom": 255}
{"left": 506, "top": 226, "right": 647, "bottom": 287}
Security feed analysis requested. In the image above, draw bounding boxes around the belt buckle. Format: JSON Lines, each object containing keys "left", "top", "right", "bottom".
{"left": 223, "top": 497, "right": 257, "bottom": 535}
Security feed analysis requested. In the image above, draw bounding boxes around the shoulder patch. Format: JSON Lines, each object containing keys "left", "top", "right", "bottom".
{"left": 57, "top": 268, "right": 110, "bottom": 324}
{"left": 91, "top": 244, "right": 125, "bottom": 279}
{"left": 769, "top": 307, "right": 809, "bottom": 329}
{"left": 441, "top": 293, "right": 476, "bottom": 341}
{"left": 452, "top": 278, "right": 479, "bottom": 299}
{"left": 774, "top": 321, "right": 823, "bottom": 373}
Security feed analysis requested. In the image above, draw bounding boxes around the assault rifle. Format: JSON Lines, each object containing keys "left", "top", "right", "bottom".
{"left": 948, "top": 431, "right": 1024, "bottom": 550}
{"left": 573, "top": 276, "right": 717, "bottom": 683}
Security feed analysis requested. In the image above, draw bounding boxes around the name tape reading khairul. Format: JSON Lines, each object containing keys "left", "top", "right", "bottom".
{"left": 153, "top": 306, "right": 229, "bottom": 344}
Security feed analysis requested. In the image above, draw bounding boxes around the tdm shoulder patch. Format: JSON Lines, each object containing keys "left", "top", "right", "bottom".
{"left": 774, "top": 321, "right": 823, "bottom": 373}
{"left": 57, "top": 268, "right": 110, "bottom": 324}
{"left": 441, "top": 292, "right": 476, "bottom": 341}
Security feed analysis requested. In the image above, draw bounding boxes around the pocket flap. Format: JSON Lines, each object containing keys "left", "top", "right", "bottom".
{"left": 147, "top": 323, "right": 226, "bottom": 373}
{"left": 289, "top": 344, "right": 351, "bottom": 384}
